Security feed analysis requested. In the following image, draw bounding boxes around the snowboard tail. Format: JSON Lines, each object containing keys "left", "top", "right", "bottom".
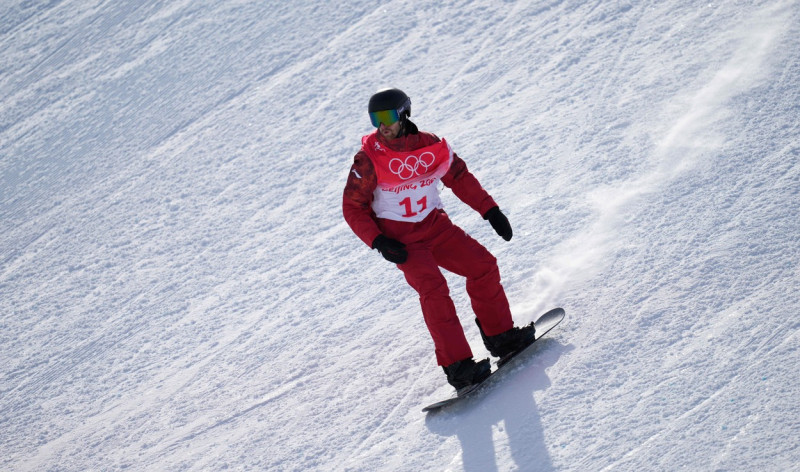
{"left": 422, "top": 307, "right": 565, "bottom": 413}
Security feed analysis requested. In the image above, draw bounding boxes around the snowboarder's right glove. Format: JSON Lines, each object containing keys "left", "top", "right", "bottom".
{"left": 372, "top": 234, "right": 408, "bottom": 264}
{"left": 483, "top": 206, "right": 513, "bottom": 241}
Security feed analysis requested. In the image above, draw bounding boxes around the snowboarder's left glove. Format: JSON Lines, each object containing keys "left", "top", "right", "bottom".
{"left": 483, "top": 206, "right": 512, "bottom": 241}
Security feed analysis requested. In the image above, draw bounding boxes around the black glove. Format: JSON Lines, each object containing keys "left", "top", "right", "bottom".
{"left": 372, "top": 235, "right": 408, "bottom": 264}
{"left": 483, "top": 206, "right": 512, "bottom": 241}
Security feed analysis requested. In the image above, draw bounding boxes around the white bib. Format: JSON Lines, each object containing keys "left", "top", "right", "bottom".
{"left": 361, "top": 134, "right": 453, "bottom": 222}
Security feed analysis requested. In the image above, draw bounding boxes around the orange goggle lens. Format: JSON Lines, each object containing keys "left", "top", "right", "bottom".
{"left": 369, "top": 109, "right": 400, "bottom": 128}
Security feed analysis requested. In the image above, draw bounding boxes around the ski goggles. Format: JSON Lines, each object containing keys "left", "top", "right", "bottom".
{"left": 369, "top": 109, "right": 401, "bottom": 128}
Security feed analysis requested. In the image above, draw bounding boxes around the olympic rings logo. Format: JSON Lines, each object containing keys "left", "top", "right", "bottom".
{"left": 388, "top": 152, "right": 436, "bottom": 180}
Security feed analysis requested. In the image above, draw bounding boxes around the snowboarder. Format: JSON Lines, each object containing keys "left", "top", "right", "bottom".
{"left": 342, "top": 88, "right": 535, "bottom": 392}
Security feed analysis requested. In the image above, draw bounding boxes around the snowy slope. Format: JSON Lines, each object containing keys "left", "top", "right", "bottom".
{"left": 2, "top": 0, "right": 799, "bottom": 471}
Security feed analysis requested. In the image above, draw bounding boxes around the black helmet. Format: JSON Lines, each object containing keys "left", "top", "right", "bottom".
{"left": 368, "top": 88, "right": 411, "bottom": 117}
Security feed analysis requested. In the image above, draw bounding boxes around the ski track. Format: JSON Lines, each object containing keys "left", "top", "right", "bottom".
{"left": 535, "top": 0, "right": 783, "bottom": 308}
{"left": 2, "top": 0, "right": 799, "bottom": 471}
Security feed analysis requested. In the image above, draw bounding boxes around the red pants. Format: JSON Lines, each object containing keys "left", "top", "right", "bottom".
{"left": 388, "top": 211, "right": 513, "bottom": 366}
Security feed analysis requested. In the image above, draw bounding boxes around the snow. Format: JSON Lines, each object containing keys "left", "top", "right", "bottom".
{"left": 1, "top": 0, "right": 799, "bottom": 470}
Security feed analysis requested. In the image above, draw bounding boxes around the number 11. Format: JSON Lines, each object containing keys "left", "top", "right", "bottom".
{"left": 399, "top": 196, "right": 427, "bottom": 218}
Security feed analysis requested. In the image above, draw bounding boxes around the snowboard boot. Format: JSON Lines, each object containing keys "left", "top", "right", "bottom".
{"left": 476, "top": 319, "right": 536, "bottom": 359}
{"left": 442, "top": 358, "right": 491, "bottom": 393}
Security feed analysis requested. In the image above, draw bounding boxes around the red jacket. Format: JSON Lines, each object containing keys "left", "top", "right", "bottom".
{"left": 343, "top": 130, "right": 497, "bottom": 247}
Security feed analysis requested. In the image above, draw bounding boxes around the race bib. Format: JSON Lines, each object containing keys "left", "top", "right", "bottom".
{"left": 361, "top": 133, "right": 453, "bottom": 222}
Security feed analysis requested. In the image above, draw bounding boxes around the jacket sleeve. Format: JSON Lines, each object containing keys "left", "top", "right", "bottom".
{"left": 342, "top": 150, "right": 382, "bottom": 247}
{"left": 441, "top": 152, "right": 498, "bottom": 216}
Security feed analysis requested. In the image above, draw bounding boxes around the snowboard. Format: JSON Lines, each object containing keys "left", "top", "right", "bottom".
{"left": 422, "top": 307, "right": 565, "bottom": 413}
